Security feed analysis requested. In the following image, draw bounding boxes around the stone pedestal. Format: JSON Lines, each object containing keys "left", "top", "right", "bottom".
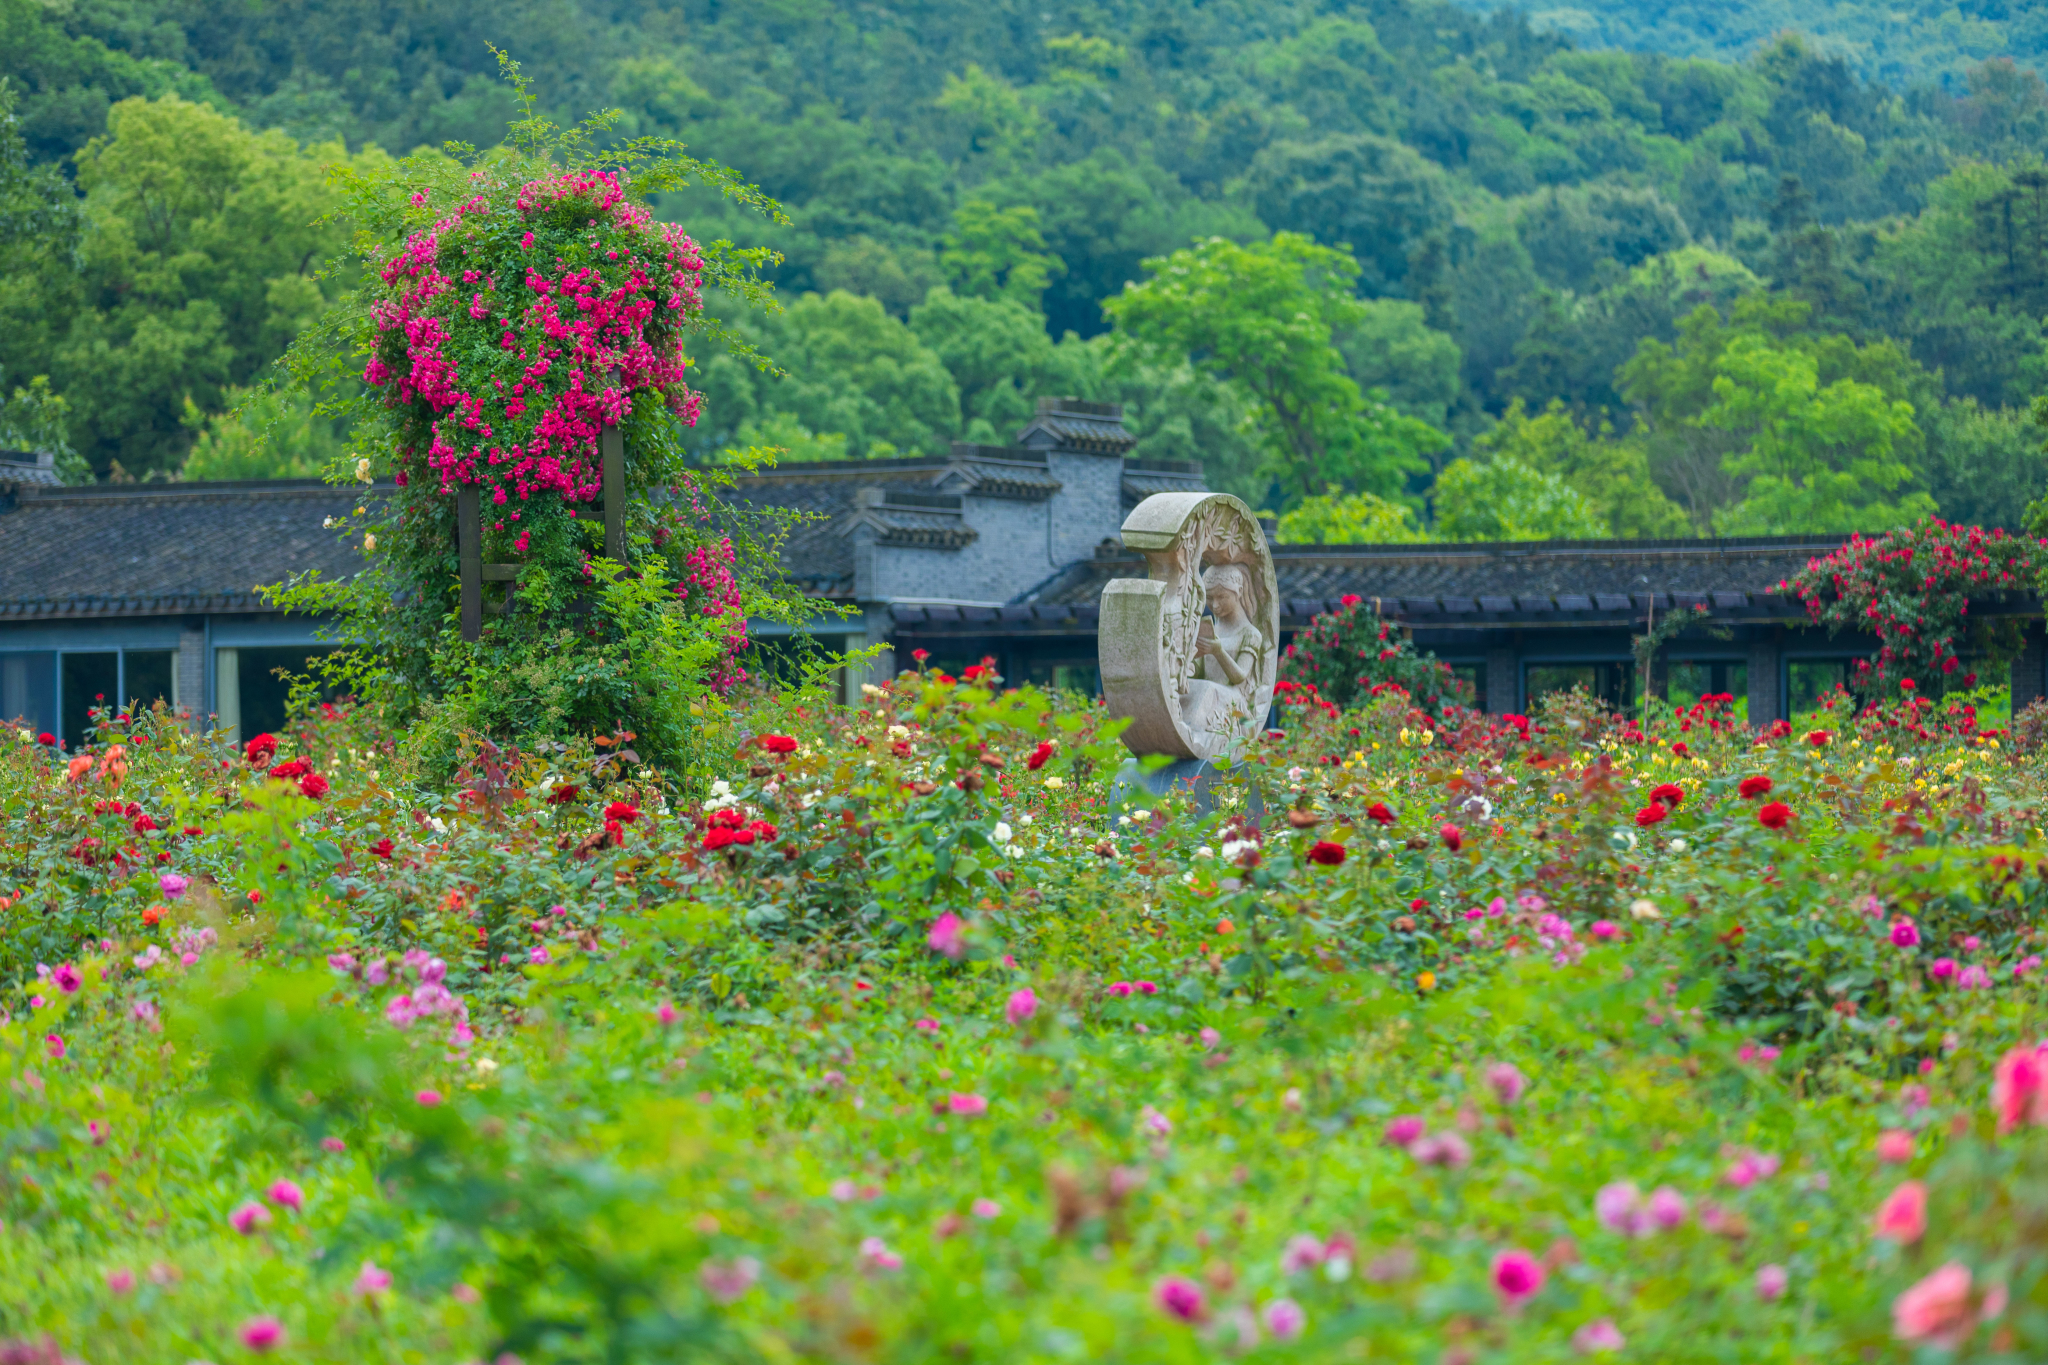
{"left": 1109, "top": 756, "right": 1266, "bottom": 819}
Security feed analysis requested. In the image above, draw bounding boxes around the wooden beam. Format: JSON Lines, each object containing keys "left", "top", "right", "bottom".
{"left": 457, "top": 484, "right": 482, "bottom": 642}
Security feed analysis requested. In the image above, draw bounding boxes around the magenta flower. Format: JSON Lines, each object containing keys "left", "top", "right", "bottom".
{"left": 1140, "top": 1104, "right": 1173, "bottom": 1137}
{"left": 1383, "top": 1115, "right": 1426, "bottom": 1148}
{"left": 45, "top": 1034, "right": 65, "bottom": 1060}
{"left": 529, "top": 946, "right": 551, "bottom": 965}
{"left": 1005, "top": 987, "right": 1038, "bottom": 1025}
{"left": 1492, "top": 1249, "right": 1546, "bottom": 1304}
{"left": 1571, "top": 1318, "right": 1625, "bottom": 1353}
{"left": 1891, "top": 919, "right": 1921, "bottom": 947}
{"left": 1485, "top": 1062, "right": 1527, "bottom": 1106}
{"left": 266, "top": 1179, "right": 304, "bottom": 1213}
{"left": 857, "top": 1236, "right": 903, "bottom": 1272}
{"left": 927, "top": 912, "right": 967, "bottom": 960}
{"left": 1280, "top": 1233, "right": 1326, "bottom": 1274}
{"left": 230, "top": 1201, "right": 272, "bottom": 1235}
{"left": 321, "top": 1136, "right": 347, "bottom": 1153}
{"left": 327, "top": 952, "right": 357, "bottom": 972}
{"left": 657, "top": 1001, "right": 678, "bottom": 1025}
{"left": 913, "top": 1018, "right": 940, "bottom": 1033}
{"left": 105, "top": 1267, "right": 136, "bottom": 1294}
{"left": 53, "top": 962, "right": 82, "bottom": 993}
{"left": 1199, "top": 1027, "right": 1221, "bottom": 1048}
{"left": 1645, "top": 1185, "right": 1689, "bottom": 1230}
{"left": 1410, "top": 1132, "right": 1471, "bottom": 1167}
{"left": 1154, "top": 1275, "right": 1208, "bottom": 1322}
{"left": 1930, "top": 957, "right": 1958, "bottom": 981}
{"left": 238, "top": 1316, "right": 284, "bottom": 1351}
{"left": 159, "top": 873, "right": 188, "bottom": 899}
{"left": 353, "top": 1261, "right": 393, "bottom": 1295}
{"left": 1106, "top": 982, "right": 1134, "bottom": 997}
{"left": 416, "top": 1089, "right": 443, "bottom": 1107}
{"left": 700, "top": 1255, "right": 762, "bottom": 1303}
{"left": 1594, "top": 1182, "right": 1641, "bottom": 1234}
{"left": 1876, "top": 1129, "right": 1914, "bottom": 1163}
{"left": 1756, "top": 1264, "right": 1789, "bottom": 1302}
{"left": 947, "top": 1092, "right": 988, "bottom": 1116}
{"left": 1262, "top": 1297, "right": 1307, "bottom": 1340}
{"left": 1589, "top": 920, "right": 1620, "bottom": 941}
{"left": 1135, "top": 980, "right": 1159, "bottom": 995}
{"left": 1959, "top": 964, "right": 1991, "bottom": 990}
{"left": 971, "top": 1198, "right": 1001, "bottom": 1219}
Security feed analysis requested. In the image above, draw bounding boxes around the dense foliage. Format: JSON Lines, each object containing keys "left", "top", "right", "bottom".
{"left": 6, "top": 662, "right": 2048, "bottom": 1359}
{"left": 1278, "top": 595, "right": 1473, "bottom": 719}
{"left": 7, "top": 1, "right": 2048, "bottom": 542}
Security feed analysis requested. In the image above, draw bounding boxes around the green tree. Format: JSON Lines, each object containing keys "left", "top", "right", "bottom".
{"left": 908, "top": 288, "right": 1096, "bottom": 439}
{"left": 749, "top": 291, "right": 961, "bottom": 457}
{"left": 1105, "top": 232, "right": 1447, "bottom": 501}
{"left": 1474, "top": 399, "right": 1690, "bottom": 538}
{"left": 1276, "top": 491, "right": 1426, "bottom": 544}
{"left": 1335, "top": 298, "right": 1463, "bottom": 436}
{"left": 1244, "top": 133, "right": 1455, "bottom": 297}
{"left": 1433, "top": 457, "right": 1610, "bottom": 541}
{"left": 1701, "top": 335, "right": 1931, "bottom": 534}
{"left": 938, "top": 201, "right": 1064, "bottom": 311}
{"left": 0, "top": 373, "right": 88, "bottom": 482}
{"left": 178, "top": 383, "right": 345, "bottom": 480}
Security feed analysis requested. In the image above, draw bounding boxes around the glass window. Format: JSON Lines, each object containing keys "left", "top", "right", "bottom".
{"left": 1789, "top": 660, "right": 1854, "bottom": 718}
{"left": 125, "top": 649, "right": 177, "bottom": 714}
{"left": 60, "top": 652, "right": 119, "bottom": 748}
{"left": 1527, "top": 662, "right": 1635, "bottom": 712}
{"left": 0, "top": 652, "right": 56, "bottom": 735}
{"left": 1668, "top": 661, "right": 1748, "bottom": 708}
{"left": 233, "top": 646, "right": 339, "bottom": 738}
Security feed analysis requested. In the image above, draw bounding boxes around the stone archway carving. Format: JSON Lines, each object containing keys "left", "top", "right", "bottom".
{"left": 1098, "top": 492, "right": 1280, "bottom": 761}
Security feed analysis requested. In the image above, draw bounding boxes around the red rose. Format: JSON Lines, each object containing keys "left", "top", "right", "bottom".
{"left": 1671, "top": 741, "right": 1690, "bottom": 757}
{"left": 1025, "top": 740, "right": 1055, "bottom": 771}
{"left": 1738, "top": 775, "right": 1773, "bottom": 799}
{"left": 604, "top": 801, "right": 639, "bottom": 823}
{"left": 545, "top": 784, "right": 581, "bottom": 805}
{"left": 1758, "top": 801, "right": 1792, "bottom": 830}
{"left": 1440, "top": 823, "right": 1463, "bottom": 852}
{"left": 1367, "top": 802, "right": 1396, "bottom": 825}
{"left": 245, "top": 733, "right": 277, "bottom": 764}
{"left": 1805, "top": 730, "right": 1831, "bottom": 747}
{"left": 1634, "top": 804, "right": 1666, "bottom": 827}
{"left": 36, "top": 732, "right": 55, "bottom": 746}
{"left": 131, "top": 813, "right": 158, "bottom": 833}
{"left": 1650, "top": 783, "right": 1685, "bottom": 808}
{"left": 268, "top": 758, "right": 311, "bottom": 780}
{"left": 299, "top": 772, "right": 330, "bottom": 799}
{"left": 370, "top": 838, "right": 395, "bottom": 859}
{"left": 757, "top": 735, "right": 798, "bottom": 754}
{"left": 1307, "top": 840, "right": 1346, "bottom": 867}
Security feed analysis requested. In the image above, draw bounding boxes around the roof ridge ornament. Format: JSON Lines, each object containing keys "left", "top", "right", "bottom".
{"left": 1099, "top": 492, "right": 1279, "bottom": 761}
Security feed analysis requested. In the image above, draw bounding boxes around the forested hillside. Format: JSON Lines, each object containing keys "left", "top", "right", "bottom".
{"left": 4, "top": 0, "right": 2048, "bottom": 539}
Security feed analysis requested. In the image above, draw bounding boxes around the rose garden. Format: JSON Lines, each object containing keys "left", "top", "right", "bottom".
{"left": 10, "top": 80, "right": 2048, "bottom": 1365}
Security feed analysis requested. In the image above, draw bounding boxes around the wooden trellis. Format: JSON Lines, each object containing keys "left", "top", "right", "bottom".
{"left": 457, "top": 391, "right": 626, "bottom": 642}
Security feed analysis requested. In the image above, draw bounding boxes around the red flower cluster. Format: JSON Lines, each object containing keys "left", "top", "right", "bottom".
{"left": 1634, "top": 804, "right": 1666, "bottom": 827}
{"left": 300, "top": 772, "right": 330, "bottom": 800}
{"left": 245, "top": 733, "right": 277, "bottom": 764}
{"left": 1025, "top": 741, "right": 1055, "bottom": 771}
{"left": 545, "top": 784, "right": 581, "bottom": 805}
{"left": 268, "top": 759, "right": 311, "bottom": 781}
{"left": 1739, "top": 775, "right": 1773, "bottom": 798}
{"left": 605, "top": 801, "right": 639, "bottom": 823}
{"left": 1649, "top": 783, "right": 1685, "bottom": 808}
{"left": 757, "top": 735, "right": 798, "bottom": 754}
{"left": 702, "top": 807, "right": 777, "bottom": 851}
{"left": 1758, "top": 801, "right": 1793, "bottom": 830}
{"left": 1367, "top": 802, "right": 1396, "bottom": 825}
{"left": 1307, "top": 840, "right": 1347, "bottom": 866}
{"left": 1806, "top": 730, "right": 1832, "bottom": 748}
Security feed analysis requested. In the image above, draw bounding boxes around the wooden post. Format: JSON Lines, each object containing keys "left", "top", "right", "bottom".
{"left": 602, "top": 421, "right": 625, "bottom": 563}
{"left": 457, "top": 484, "right": 482, "bottom": 642}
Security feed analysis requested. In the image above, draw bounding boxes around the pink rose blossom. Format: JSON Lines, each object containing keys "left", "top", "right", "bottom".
{"left": 1756, "top": 1264, "right": 1789, "bottom": 1301}
{"left": 53, "top": 962, "right": 82, "bottom": 993}
{"left": 1893, "top": 1262, "right": 2000, "bottom": 1346}
{"left": 353, "top": 1261, "right": 393, "bottom": 1294}
{"left": 1005, "top": 987, "right": 1038, "bottom": 1025}
{"left": 266, "top": 1179, "right": 304, "bottom": 1213}
{"left": 1140, "top": 1104, "right": 1173, "bottom": 1137}
{"left": 1890, "top": 919, "right": 1921, "bottom": 947}
{"left": 657, "top": 1001, "right": 678, "bottom": 1025}
{"left": 1930, "top": 957, "right": 1958, "bottom": 981}
{"left": 1485, "top": 1062, "right": 1527, "bottom": 1106}
{"left": 858, "top": 1235, "right": 903, "bottom": 1272}
{"left": 1595, "top": 1182, "right": 1641, "bottom": 1234}
{"left": 105, "top": 1267, "right": 136, "bottom": 1294}
{"left": 1571, "top": 1318, "right": 1625, "bottom": 1353}
{"left": 239, "top": 1316, "right": 285, "bottom": 1351}
{"left": 159, "top": 873, "right": 188, "bottom": 899}
{"left": 1645, "top": 1185, "right": 1689, "bottom": 1230}
{"left": 321, "top": 1137, "right": 347, "bottom": 1153}
{"left": 45, "top": 1034, "right": 65, "bottom": 1060}
{"left": 1959, "top": 964, "right": 1990, "bottom": 990}
{"left": 1589, "top": 919, "right": 1620, "bottom": 941}
{"left": 947, "top": 1092, "right": 988, "bottom": 1116}
{"left": 1492, "top": 1248, "right": 1545, "bottom": 1304}
{"left": 1106, "top": 981, "right": 1134, "bottom": 997}
{"left": 1874, "top": 1180, "right": 1928, "bottom": 1243}
{"left": 1383, "top": 1115, "right": 1426, "bottom": 1148}
{"left": 416, "top": 1089, "right": 443, "bottom": 1107}
{"left": 1280, "top": 1233, "right": 1326, "bottom": 1274}
{"left": 1262, "top": 1298, "right": 1306, "bottom": 1340}
{"left": 1876, "top": 1129, "right": 1914, "bottom": 1163}
{"left": 1155, "top": 1275, "right": 1208, "bottom": 1322}
{"left": 927, "top": 912, "right": 966, "bottom": 960}
{"left": 700, "top": 1255, "right": 762, "bottom": 1302}
{"left": 1994, "top": 1044, "right": 2048, "bottom": 1131}
{"left": 971, "top": 1198, "right": 1001, "bottom": 1218}
{"left": 1410, "top": 1132, "right": 1471, "bottom": 1167}
{"left": 231, "top": 1200, "right": 272, "bottom": 1235}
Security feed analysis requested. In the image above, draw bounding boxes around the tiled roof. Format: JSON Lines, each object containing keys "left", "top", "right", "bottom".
{"left": 1122, "top": 459, "right": 1206, "bottom": 507}
{"left": 934, "top": 445, "right": 1063, "bottom": 501}
{"left": 0, "top": 450, "right": 63, "bottom": 488}
{"left": 0, "top": 480, "right": 370, "bottom": 619}
{"left": 1015, "top": 398, "right": 1136, "bottom": 455}
{"left": 725, "top": 456, "right": 958, "bottom": 599}
{"left": 977, "top": 534, "right": 1912, "bottom": 632}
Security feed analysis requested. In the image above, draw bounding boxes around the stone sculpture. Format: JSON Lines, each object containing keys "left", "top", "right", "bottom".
{"left": 1098, "top": 491, "right": 1280, "bottom": 762}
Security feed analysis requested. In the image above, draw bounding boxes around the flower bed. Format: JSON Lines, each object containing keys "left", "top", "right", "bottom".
{"left": 3, "top": 678, "right": 2048, "bottom": 1360}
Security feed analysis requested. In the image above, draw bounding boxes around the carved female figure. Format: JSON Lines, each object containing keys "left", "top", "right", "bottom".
{"left": 1182, "top": 561, "right": 1267, "bottom": 743}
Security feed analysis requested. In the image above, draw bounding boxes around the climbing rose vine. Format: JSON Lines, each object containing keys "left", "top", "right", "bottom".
{"left": 1279, "top": 594, "right": 1472, "bottom": 716}
{"left": 273, "top": 72, "right": 798, "bottom": 772}
{"left": 364, "top": 167, "right": 705, "bottom": 523}
{"left": 1780, "top": 519, "right": 2042, "bottom": 701}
